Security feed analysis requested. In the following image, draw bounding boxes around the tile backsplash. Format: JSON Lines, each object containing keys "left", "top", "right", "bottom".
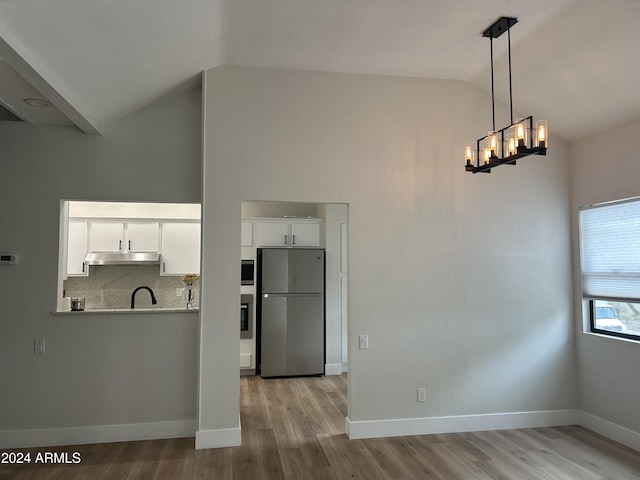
{"left": 63, "top": 265, "right": 199, "bottom": 310}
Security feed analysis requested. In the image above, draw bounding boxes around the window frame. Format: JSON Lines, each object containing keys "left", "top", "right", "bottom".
{"left": 588, "top": 299, "right": 640, "bottom": 341}
{"left": 580, "top": 196, "right": 640, "bottom": 341}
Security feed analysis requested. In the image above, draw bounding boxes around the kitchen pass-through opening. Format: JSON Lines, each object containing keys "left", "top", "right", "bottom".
{"left": 56, "top": 200, "right": 202, "bottom": 312}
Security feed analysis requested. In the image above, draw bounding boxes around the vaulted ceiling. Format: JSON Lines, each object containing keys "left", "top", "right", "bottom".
{"left": 0, "top": 0, "right": 637, "bottom": 141}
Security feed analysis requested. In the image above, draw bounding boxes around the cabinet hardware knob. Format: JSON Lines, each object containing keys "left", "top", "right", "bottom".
{"left": 284, "top": 234, "right": 288, "bottom": 245}
{"left": 292, "top": 234, "right": 296, "bottom": 245}
{"left": 119, "top": 240, "right": 122, "bottom": 250}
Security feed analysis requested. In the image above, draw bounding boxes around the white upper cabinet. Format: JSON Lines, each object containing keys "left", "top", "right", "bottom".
{"left": 258, "top": 222, "right": 289, "bottom": 246}
{"left": 88, "top": 221, "right": 160, "bottom": 253}
{"left": 290, "top": 222, "right": 320, "bottom": 246}
{"left": 161, "top": 222, "right": 201, "bottom": 275}
{"left": 257, "top": 220, "right": 321, "bottom": 247}
{"left": 89, "top": 222, "right": 124, "bottom": 252}
{"left": 127, "top": 222, "right": 160, "bottom": 252}
{"left": 67, "top": 221, "right": 89, "bottom": 276}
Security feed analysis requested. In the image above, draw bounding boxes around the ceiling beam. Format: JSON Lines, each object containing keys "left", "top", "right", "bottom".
{"left": 0, "top": 20, "right": 102, "bottom": 135}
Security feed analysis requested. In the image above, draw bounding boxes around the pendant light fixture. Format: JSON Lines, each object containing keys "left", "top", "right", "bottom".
{"left": 464, "top": 17, "right": 548, "bottom": 174}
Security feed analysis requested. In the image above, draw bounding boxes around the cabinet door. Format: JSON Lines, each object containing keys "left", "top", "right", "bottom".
{"left": 67, "top": 221, "right": 89, "bottom": 276}
{"left": 161, "top": 223, "right": 201, "bottom": 275}
{"left": 127, "top": 222, "right": 159, "bottom": 252}
{"left": 290, "top": 222, "right": 320, "bottom": 246}
{"left": 89, "top": 222, "right": 124, "bottom": 252}
{"left": 258, "top": 222, "right": 289, "bottom": 246}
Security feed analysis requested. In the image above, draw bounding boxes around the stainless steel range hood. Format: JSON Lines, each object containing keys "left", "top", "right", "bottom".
{"left": 84, "top": 252, "right": 161, "bottom": 266}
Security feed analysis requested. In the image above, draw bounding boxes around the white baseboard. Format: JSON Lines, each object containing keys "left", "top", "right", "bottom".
{"left": 0, "top": 419, "right": 197, "bottom": 450}
{"left": 195, "top": 422, "right": 241, "bottom": 449}
{"left": 325, "top": 363, "right": 348, "bottom": 375}
{"left": 3, "top": 410, "right": 638, "bottom": 453}
{"left": 325, "top": 363, "right": 343, "bottom": 376}
{"left": 579, "top": 411, "right": 640, "bottom": 452}
{"left": 240, "top": 353, "right": 252, "bottom": 368}
{"left": 346, "top": 409, "right": 579, "bottom": 440}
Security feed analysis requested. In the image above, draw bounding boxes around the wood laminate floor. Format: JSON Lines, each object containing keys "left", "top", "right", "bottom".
{"left": 2, "top": 374, "right": 640, "bottom": 479}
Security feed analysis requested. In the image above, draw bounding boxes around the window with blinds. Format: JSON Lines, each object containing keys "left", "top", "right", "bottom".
{"left": 580, "top": 197, "right": 640, "bottom": 340}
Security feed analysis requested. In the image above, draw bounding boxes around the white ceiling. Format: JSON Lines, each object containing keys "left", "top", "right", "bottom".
{"left": 0, "top": 0, "right": 638, "bottom": 141}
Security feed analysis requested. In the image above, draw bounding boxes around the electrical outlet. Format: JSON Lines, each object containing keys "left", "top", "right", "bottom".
{"left": 359, "top": 334, "right": 369, "bottom": 350}
{"left": 417, "top": 387, "right": 426, "bottom": 403}
{"left": 176, "top": 287, "right": 184, "bottom": 297}
{"left": 34, "top": 338, "right": 45, "bottom": 354}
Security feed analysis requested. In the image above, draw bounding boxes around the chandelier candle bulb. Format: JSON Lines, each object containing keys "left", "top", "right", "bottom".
{"left": 536, "top": 120, "right": 548, "bottom": 148}
{"left": 484, "top": 147, "right": 491, "bottom": 164}
{"left": 515, "top": 122, "right": 527, "bottom": 148}
{"left": 487, "top": 132, "right": 499, "bottom": 159}
{"left": 507, "top": 134, "right": 517, "bottom": 156}
{"left": 464, "top": 144, "right": 475, "bottom": 166}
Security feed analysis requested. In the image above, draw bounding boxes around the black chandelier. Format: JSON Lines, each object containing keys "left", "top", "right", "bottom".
{"left": 465, "top": 17, "right": 548, "bottom": 174}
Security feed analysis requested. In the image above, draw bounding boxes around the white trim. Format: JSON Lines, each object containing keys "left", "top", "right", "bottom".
{"left": 324, "top": 363, "right": 343, "bottom": 376}
{"left": 195, "top": 426, "right": 242, "bottom": 449}
{"left": 346, "top": 409, "right": 578, "bottom": 440}
{"left": 579, "top": 411, "right": 640, "bottom": 452}
{"left": 0, "top": 420, "right": 197, "bottom": 450}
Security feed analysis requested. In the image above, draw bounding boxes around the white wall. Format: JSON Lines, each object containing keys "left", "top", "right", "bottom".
{"left": 0, "top": 84, "right": 202, "bottom": 448}
{"left": 200, "top": 66, "right": 575, "bottom": 444}
{"left": 571, "top": 117, "right": 640, "bottom": 435}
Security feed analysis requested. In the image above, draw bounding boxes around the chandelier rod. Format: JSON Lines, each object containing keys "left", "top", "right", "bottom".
{"left": 507, "top": 25, "right": 514, "bottom": 125}
{"left": 490, "top": 36, "right": 496, "bottom": 132}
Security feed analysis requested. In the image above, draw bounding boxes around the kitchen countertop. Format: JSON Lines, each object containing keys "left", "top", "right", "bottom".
{"left": 52, "top": 307, "right": 199, "bottom": 315}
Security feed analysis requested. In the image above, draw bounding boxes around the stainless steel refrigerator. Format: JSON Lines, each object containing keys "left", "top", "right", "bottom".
{"left": 257, "top": 248, "right": 325, "bottom": 378}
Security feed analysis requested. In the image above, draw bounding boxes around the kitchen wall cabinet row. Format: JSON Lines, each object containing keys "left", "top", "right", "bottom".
{"left": 88, "top": 221, "right": 159, "bottom": 253}
{"left": 67, "top": 220, "right": 200, "bottom": 277}
{"left": 242, "top": 218, "right": 322, "bottom": 248}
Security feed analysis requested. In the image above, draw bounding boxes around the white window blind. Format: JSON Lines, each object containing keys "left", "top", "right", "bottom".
{"left": 580, "top": 197, "right": 640, "bottom": 302}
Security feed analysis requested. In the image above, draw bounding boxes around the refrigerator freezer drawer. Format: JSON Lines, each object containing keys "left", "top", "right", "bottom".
{"left": 261, "top": 295, "right": 324, "bottom": 377}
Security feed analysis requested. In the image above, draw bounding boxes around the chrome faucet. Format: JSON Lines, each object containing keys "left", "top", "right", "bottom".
{"left": 131, "top": 286, "right": 157, "bottom": 309}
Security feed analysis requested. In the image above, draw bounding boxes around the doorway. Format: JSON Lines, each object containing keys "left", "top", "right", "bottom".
{"left": 240, "top": 201, "right": 349, "bottom": 378}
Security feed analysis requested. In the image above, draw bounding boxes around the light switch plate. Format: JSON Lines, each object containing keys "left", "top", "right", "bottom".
{"left": 417, "top": 387, "right": 426, "bottom": 403}
{"left": 34, "top": 338, "right": 45, "bottom": 354}
{"left": 359, "top": 334, "right": 368, "bottom": 350}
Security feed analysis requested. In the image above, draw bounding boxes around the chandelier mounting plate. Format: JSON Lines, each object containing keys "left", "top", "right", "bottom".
{"left": 482, "top": 17, "right": 518, "bottom": 39}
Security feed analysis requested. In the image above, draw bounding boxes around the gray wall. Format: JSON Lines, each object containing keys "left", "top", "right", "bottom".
{"left": 571, "top": 117, "right": 640, "bottom": 433}
{"left": 0, "top": 63, "right": 587, "bottom": 448}
{"left": 200, "top": 66, "right": 576, "bottom": 436}
{"left": 0, "top": 84, "right": 201, "bottom": 444}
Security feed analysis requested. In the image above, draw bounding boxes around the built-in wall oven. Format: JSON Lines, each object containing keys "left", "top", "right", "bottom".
{"left": 240, "top": 294, "right": 253, "bottom": 338}
{"left": 241, "top": 260, "right": 254, "bottom": 285}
